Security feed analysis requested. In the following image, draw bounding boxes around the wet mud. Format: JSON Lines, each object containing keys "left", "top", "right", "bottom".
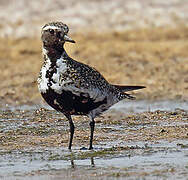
{"left": 0, "top": 102, "right": 187, "bottom": 179}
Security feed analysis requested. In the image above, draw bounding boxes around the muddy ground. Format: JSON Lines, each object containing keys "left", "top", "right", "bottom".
{"left": 0, "top": 106, "right": 188, "bottom": 179}
{"left": 0, "top": 0, "right": 188, "bottom": 179}
{"left": 0, "top": 106, "right": 188, "bottom": 151}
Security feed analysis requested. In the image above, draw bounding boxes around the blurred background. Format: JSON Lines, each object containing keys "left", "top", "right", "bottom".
{"left": 0, "top": 0, "right": 187, "bottom": 107}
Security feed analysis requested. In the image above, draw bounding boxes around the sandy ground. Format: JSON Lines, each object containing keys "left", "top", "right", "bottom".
{"left": 0, "top": 0, "right": 187, "bottom": 107}
{"left": 0, "top": 27, "right": 188, "bottom": 107}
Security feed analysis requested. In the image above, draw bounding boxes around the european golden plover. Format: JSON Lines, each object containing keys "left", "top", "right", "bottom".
{"left": 38, "top": 22, "right": 145, "bottom": 150}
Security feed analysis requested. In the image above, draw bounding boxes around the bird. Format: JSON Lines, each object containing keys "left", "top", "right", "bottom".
{"left": 37, "top": 21, "right": 145, "bottom": 150}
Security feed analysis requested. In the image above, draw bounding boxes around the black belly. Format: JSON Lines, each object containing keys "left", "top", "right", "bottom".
{"left": 41, "top": 88, "right": 107, "bottom": 115}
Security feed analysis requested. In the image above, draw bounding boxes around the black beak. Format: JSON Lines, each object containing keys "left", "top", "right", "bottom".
{"left": 64, "top": 34, "right": 76, "bottom": 43}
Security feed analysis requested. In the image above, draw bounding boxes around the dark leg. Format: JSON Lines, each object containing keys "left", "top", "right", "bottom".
{"left": 89, "top": 117, "right": 95, "bottom": 150}
{"left": 65, "top": 115, "right": 75, "bottom": 150}
{"left": 91, "top": 157, "right": 95, "bottom": 167}
{"left": 71, "top": 159, "right": 75, "bottom": 169}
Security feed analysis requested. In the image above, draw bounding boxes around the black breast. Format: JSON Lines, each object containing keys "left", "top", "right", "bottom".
{"left": 41, "top": 88, "right": 107, "bottom": 115}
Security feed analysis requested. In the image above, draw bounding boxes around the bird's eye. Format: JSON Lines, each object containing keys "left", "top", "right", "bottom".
{"left": 49, "top": 29, "right": 54, "bottom": 35}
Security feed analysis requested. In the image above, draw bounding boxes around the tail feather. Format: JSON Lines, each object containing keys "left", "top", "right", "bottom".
{"left": 114, "top": 85, "right": 146, "bottom": 92}
{"left": 124, "top": 93, "right": 136, "bottom": 100}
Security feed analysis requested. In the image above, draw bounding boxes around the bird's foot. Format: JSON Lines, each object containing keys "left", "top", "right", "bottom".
{"left": 89, "top": 146, "right": 93, "bottom": 150}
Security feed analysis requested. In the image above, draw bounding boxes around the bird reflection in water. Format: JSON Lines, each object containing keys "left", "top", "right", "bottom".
{"left": 70, "top": 157, "right": 95, "bottom": 169}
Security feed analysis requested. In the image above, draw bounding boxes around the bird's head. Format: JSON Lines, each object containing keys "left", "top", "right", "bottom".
{"left": 41, "top": 22, "right": 75, "bottom": 48}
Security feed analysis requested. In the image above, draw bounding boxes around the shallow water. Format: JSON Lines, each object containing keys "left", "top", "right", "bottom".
{"left": 5, "top": 99, "right": 188, "bottom": 113}
{"left": 1, "top": 141, "right": 188, "bottom": 180}
{"left": 113, "top": 99, "right": 188, "bottom": 113}
{"left": 0, "top": 100, "right": 188, "bottom": 179}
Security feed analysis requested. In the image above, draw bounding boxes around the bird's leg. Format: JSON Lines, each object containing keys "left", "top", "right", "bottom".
{"left": 66, "top": 115, "right": 75, "bottom": 150}
{"left": 91, "top": 157, "right": 95, "bottom": 167}
{"left": 89, "top": 117, "right": 95, "bottom": 150}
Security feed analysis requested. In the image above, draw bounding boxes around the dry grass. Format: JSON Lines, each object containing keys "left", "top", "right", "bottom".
{"left": 0, "top": 26, "right": 188, "bottom": 106}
